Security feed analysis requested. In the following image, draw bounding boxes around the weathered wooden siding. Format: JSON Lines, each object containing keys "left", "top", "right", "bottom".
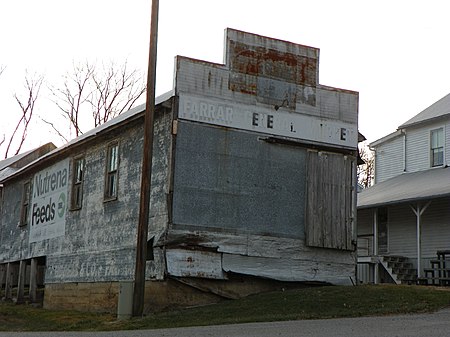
{"left": 166, "top": 228, "right": 355, "bottom": 285}
{"left": 306, "top": 150, "right": 355, "bottom": 250}
{"left": 374, "top": 134, "right": 404, "bottom": 183}
{"left": 175, "top": 30, "right": 359, "bottom": 151}
{"left": 170, "top": 28, "right": 358, "bottom": 285}
{"left": 0, "top": 108, "right": 172, "bottom": 284}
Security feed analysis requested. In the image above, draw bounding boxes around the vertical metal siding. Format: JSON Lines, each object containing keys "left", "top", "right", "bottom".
{"left": 172, "top": 121, "right": 307, "bottom": 239}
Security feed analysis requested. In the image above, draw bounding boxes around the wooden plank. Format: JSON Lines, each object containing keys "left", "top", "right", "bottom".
{"left": 305, "top": 151, "right": 355, "bottom": 250}
{"left": 166, "top": 228, "right": 355, "bottom": 265}
{"left": 166, "top": 249, "right": 226, "bottom": 279}
{"left": 0, "top": 264, "right": 5, "bottom": 294}
{"left": 16, "top": 260, "right": 26, "bottom": 303}
{"left": 29, "top": 258, "right": 38, "bottom": 303}
{"left": 222, "top": 253, "right": 354, "bottom": 285}
{"left": 4, "top": 263, "right": 13, "bottom": 300}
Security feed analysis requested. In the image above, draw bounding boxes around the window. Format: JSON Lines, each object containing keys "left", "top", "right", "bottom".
{"left": 71, "top": 157, "right": 85, "bottom": 209}
{"left": 430, "top": 128, "right": 444, "bottom": 167}
{"left": 105, "top": 142, "right": 119, "bottom": 200}
{"left": 20, "top": 181, "right": 31, "bottom": 226}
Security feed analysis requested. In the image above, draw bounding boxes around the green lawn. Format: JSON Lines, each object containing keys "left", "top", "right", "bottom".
{"left": 1, "top": 285, "right": 450, "bottom": 331}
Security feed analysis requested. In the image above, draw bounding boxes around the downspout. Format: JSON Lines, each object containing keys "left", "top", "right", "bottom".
{"left": 402, "top": 130, "right": 406, "bottom": 172}
{"left": 373, "top": 208, "right": 378, "bottom": 284}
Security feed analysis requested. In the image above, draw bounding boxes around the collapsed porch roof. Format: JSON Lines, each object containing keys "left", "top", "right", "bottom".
{"left": 357, "top": 166, "right": 450, "bottom": 209}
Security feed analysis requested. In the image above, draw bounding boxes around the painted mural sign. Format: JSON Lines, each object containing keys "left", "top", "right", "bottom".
{"left": 29, "top": 159, "right": 69, "bottom": 243}
{"left": 178, "top": 94, "right": 357, "bottom": 149}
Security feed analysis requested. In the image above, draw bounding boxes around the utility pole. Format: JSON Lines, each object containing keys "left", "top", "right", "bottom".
{"left": 133, "top": 0, "right": 159, "bottom": 317}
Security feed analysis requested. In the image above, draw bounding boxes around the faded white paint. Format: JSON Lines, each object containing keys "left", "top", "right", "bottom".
{"left": 165, "top": 228, "right": 356, "bottom": 284}
{"left": 222, "top": 254, "right": 354, "bottom": 285}
{"left": 179, "top": 94, "right": 358, "bottom": 149}
{"left": 29, "top": 159, "right": 70, "bottom": 243}
{"left": 166, "top": 249, "right": 226, "bottom": 279}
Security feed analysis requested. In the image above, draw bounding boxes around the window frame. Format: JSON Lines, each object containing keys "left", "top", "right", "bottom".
{"left": 70, "top": 156, "right": 85, "bottom": 210}
{"left": 430, "top": 127, "right": 444, "bottom": 167}
{"left": 104, "top": 141, "right": 119, "bottom": 201}
{"left": 20, "top": 181, "right": 31, "bottom": 226}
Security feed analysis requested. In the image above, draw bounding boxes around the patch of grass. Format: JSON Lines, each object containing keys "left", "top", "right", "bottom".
{"left": 1, "top": 285, "right": 450, "bottom": 331}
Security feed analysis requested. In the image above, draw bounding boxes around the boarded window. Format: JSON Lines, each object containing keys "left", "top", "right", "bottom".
{"left": 71, "top": 157, "right": 85, "bottom": 209}
{"left": 305, "top": 150, "right": 355, "bottom": 250}
{"left": 104, "top": 142, "right": 119, "bottom": 200}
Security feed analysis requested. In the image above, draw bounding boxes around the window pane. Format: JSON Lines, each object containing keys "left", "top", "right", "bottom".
{"left": 433, "top": 148, "right": 444, "bottom": 167}
{"left": 75, "top": 159, "right": 84, "bottom": 183}
{"left": 109, "top": 145, "right": 118, "bottom": 171}
{"left": 108, "top": 173, "right": 117, "bottom": 197}
{"left": 431, "top": 128, "right": 444, "bottom": 148}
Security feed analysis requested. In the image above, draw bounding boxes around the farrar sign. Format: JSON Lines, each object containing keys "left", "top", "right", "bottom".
{"left": 29, "top": 159, "right": 69, "bottom": 243}
{"left": 178, "top": 94, "right": 358, "bottom": 149}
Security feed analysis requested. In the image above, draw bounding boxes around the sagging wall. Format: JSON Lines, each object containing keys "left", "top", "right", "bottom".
{"left": 166, "top": 29, "right": 359, "bottom": 286}
{"left": 168, "top": 121, "right": 355, "bottom": 285}
{"left": 0, "top": 107, "right": 172, "bottom": 309}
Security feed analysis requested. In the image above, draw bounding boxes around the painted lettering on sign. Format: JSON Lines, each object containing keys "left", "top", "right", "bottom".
{"left": 183, "top": 99, "right": 233, "bottom": 124}
{"left": 29, "top": 159, "right": 69, "bottom": 243}
{"left": 179, "top": 95, "right": 357, "bottom": 149}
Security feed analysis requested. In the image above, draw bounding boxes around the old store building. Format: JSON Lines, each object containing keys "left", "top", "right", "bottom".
{"left": 0, "top": 29, "right": 359, "bottom": 312}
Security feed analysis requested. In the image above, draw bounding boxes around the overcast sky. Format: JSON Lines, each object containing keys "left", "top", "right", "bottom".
{"left": 1, "top": 0, "right": 450, "bottom": 158}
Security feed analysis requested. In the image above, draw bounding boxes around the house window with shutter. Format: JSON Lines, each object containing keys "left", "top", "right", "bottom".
{"left": 430, "top": 128, "right": 444, "bottom": 167}
{"left": 305, "top": 150, "right": 355, "bottom": 251}
{"left": 71, "top": 157, "right": 85, "bottom": 210}
{"left": 105, "top": 142, "right": 119, "bottom": 200}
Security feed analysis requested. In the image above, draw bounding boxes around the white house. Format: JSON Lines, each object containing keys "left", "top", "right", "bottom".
{"left": 357, "top": 93, "right": 450, "bottom": 285}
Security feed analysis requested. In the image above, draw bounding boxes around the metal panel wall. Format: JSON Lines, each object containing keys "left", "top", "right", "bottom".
{"left": 172, "top": 121, "right": 306, "bottom": 239}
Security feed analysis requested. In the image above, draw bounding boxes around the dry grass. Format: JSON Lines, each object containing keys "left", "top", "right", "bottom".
{"left": 1, "top": 284, "right": 450, "bottom": 331}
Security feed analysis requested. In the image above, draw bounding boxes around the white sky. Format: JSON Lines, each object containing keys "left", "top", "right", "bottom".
{"left": 1, "top": 0, "right": 450, "bottom": 158}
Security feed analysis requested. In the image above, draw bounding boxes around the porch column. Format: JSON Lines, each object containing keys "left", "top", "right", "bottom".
{"left": 4, "top": 263, "right": 13, "bottom": 300}
{"left": 410, "top": 201, "right": 431, "bottom": 279}
{"left": 0, "top": 264, "right": 5, "bottom": 297}
{"left": 17, "top": 260, "right": 27, "bottom": 303}
{"left": 373, "top": 208, "right": 379, "bottom": 284}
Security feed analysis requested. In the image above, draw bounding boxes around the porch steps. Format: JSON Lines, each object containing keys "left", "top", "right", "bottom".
{"left": 380, "top": 256, "right": 418, "bottom": 285}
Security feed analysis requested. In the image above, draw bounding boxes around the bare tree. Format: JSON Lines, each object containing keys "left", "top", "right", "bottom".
{"left": 357, "top": 142, "right": 375, "bottom": 189}
{"left": 46, "top": 60, "right": 145, "bottom": 142}
{"left": 3, "top": 72, "right": 43, "bottom": 159}
{"left": 46, "top": 62, "right": 95, "bottom": 142}
{"left": 90, "top": 61, "right": 145, "bottom": 127}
